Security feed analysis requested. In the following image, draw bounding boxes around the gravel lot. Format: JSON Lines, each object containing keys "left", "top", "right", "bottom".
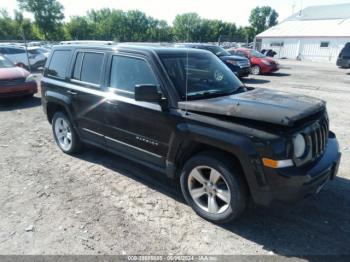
{"left": 0, "top": 60, "right": 349, "bottom": 257}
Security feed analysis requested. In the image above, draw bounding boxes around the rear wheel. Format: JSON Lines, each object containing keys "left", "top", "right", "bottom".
{"left": 251, "top": 65, "right": 261, "bottom": 75}
{"left": 52, "top": 112, "right": 81, "bottom": 154}
{"left": 180, "top": 151, "right": 248, "bottom": 224}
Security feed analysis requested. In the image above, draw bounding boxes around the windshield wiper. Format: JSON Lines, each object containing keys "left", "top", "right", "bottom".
{"left": 186, "top": 89, "right": 235, "bottom": 99}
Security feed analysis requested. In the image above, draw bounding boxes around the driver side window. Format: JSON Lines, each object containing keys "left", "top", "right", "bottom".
{"left": 110, "top": 55, "right": 159, "bottom": 97}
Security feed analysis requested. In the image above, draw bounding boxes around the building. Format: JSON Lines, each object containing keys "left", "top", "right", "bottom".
{"left": 256, "top": 3, "right": 350, "bottom": 62}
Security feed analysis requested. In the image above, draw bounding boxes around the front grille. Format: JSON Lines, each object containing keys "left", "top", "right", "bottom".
{"left": 0, "top": 78, "right": 25, "bottom": 86}
{"left": 238, "top": 60, "right": 250, "bottom": 68}
{"left": 307, "top": 120, "right": 329, "bottom": 159}
{"left": 294, "top": 114, "right": 329, "bottom": 167}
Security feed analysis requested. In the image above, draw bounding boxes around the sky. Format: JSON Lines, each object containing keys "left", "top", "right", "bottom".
{"left": 1, "top": 0, "right": 350, "bottom": 26}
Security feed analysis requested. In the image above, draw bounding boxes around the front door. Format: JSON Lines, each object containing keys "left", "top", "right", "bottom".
{"left": 102, "top": 54, "right": 174, "bottom": 168}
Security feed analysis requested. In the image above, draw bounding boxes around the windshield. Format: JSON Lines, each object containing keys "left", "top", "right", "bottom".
{"left": 160, "top": 52, "right": 243, "bottom": 100}
{"left": 250, "top": 50, "right": 266, "bottom": 58}
{"left": 28, "top": 48, "right": 50, "bottom": 55}
{"left": 0, "top": 55, "right": 14, "bottom": 68}
{"left": 205, "top": 45, "right": 231, "bottom": 57}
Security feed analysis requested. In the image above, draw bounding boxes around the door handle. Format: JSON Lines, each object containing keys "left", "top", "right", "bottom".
{"left": 105, "top": 100, "right": 119, "bottom": 110}
{"left": 67, "top": 90, "right": 78, "bottom": 96}
{"left": 106, "top": 100, "right": 118, "bottom": 106}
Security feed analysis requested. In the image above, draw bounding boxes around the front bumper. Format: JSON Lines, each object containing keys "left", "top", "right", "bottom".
{"left": 0, "top": 81, "right": 38, "bottom": 98}
{"left": 337, "top": 58, "right": 350, "bottom": 68}
{"left": 251, "top": 135, "right": 341, "bottom": 206}
{"left": 261, "top": 64, "right": 279, "bottom": 74}
{"left": 236, "top": 67, "right": 251, "bottom": 77}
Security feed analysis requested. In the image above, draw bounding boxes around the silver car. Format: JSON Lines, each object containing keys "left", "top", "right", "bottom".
{"left": 0, "top": 45, "right": 50, "bottom": 71}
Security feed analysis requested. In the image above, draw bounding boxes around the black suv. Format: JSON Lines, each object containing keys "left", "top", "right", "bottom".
{"left": 41, "top": 44, "right": 341, "bottom": 223}
{"left": 176, "top": 43, "right": 251, "bottom": 78}
{"left": 337, "top": 43, "right": 350, "bottom": 68}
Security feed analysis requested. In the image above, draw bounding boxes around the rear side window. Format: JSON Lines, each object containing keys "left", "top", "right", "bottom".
{"left": 110, "top": 56, "right": 158, "bottom": 95}
{"left": 7, "top": 48, "right": 26, "bottom": 54}
{"left": 72, "top": 52, "right": 104, "bottom": 86}
{"left": 72, "top": 52, "right": 84, "bottom": 80}
{"left": 0, "top": 48, "right": 8, "bottom": 54}
{"left": 48, "top": 50, "right": 71, "bottom": 78}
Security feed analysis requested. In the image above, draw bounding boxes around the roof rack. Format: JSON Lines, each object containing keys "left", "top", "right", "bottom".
{"left": 59, "top": 40, "right": 115, "bottom": 45}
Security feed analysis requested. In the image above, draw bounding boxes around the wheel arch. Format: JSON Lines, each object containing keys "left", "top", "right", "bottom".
{"left": 168, "top": 123, "right": 262, "bottom": 196}
{"left": 44, "top": 91, "right": 75, "bottom": 125}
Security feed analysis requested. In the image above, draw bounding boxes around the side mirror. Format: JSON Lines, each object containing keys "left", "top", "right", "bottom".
{"left": 135, "top": 84, "right": 162, "bottom": 103}
{"left": 15, "top": 62, "right": 25, "bottom": 68}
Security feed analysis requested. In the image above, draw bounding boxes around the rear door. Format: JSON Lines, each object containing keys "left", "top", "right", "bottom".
{"left": 68, "top": 50, "right": 107, "bottom": 144}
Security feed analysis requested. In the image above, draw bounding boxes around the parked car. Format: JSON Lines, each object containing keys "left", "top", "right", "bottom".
{"left": 177, "top": 43, "right": 251, "bottom": 78}
{"left": 41, "top": 44, "right": 341, "bottom": 224}
{"left": 336, "top": 43, "right": 350, "bottom": 68}
{"left": 0, "top": 45, "right": 49, "bottom": 71}
{"left": 228, "top": 48, "right": 279, "bottom": 75}
{"left": 0, "top": 54, "right": 37, "bottom": 98}
{"left": 261, "top": 49, "right": 277, "bottom": 57}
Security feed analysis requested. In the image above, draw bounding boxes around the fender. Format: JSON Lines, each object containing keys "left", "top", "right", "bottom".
{"left": 166, "top": 122, "right": 264, "bottom": 193}
{"left": 44, "top": 90, "right": 77, "bottom": 128}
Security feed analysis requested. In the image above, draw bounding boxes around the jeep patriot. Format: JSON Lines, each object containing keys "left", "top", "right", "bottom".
{"left": 41, "top": 44, "right": 341, "bottom": 223}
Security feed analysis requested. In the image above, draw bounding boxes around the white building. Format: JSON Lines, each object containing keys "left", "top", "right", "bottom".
{"left": 256, "top": 3, "right": 350, "bottom": 62}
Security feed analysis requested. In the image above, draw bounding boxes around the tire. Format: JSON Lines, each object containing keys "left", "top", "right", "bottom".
{"left": 251, "top": 65, "right": 261, "bottom": 75}
{"left": 52, "top": 111, "right": 81, "bottom": 154}
{"left": 180, "top": 151, "right": 248, "bottom": 224}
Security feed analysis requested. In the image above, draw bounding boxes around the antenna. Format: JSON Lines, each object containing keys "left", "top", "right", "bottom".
{"left": 185, "top": 15, "right": 190, "bottom": 112}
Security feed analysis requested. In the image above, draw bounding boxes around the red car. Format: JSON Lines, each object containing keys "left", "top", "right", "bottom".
{"left": 228, "top": 48, "right": 279, "bottom": 75}
{"left": 0, "top": 54, "right": 37, "bottom": 98}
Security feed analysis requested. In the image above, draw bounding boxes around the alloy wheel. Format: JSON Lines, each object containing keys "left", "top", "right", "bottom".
{"left": 251, "top": 65, "right": 260, "bottom": 75}
{"left": 54, "top": 117, "right": 73, "bottom": 151}
{"left": 187, "top": 166, "right": 231, "bottom": 214}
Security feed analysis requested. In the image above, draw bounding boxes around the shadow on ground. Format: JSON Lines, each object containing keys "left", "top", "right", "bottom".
{"left": 0, "top": 96, "right": 41, "bottom": 111}
{"left": 74, "top": 146, "right": 350, "bottom": 259}
{"left": 242, "top": 78, "right": 270, "bottom": 84}
{"left": 269, "top": 72, "right": 291, "bottom": 77}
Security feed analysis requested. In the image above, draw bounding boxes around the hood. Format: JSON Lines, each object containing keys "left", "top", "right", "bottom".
{"left": 178, "top": 88, "right": 325, "bottom": 127}
{"left": 220, "top": 55, "right": 248, "bottom": 62}
{"left": 0, "top": 67, "right": 29, "bottom": 80}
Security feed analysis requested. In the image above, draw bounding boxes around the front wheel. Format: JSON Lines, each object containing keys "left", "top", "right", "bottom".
{"left": 180, "top": 151, "right": 248, "bottom": 224}
{"left": 251, "top": 65, "right": 261, "bottom": 75}
{"left": 52, "top": 112, "right": 81, "bottom": 154}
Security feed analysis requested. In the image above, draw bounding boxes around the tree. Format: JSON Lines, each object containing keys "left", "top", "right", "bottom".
{"left": 17, "top": 0, "right": 65, "bottom": 40}
{"left": 249, "top": 6, "right": 278, "bottom": 35}
{"left": 66, "top": 16, "right": 93, "bottom": 40}
{"left": 173, "top": 13, "right": 202, "bottom": 42}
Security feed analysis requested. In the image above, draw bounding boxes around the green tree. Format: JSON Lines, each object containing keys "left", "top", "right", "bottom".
{"left": 0, "top": 9, "right": 18, "bottom": 40}
{"left": 66, "top": 16, "right": 93, "bottom": 40}
{"left": 17, "top": 0, "right": 65, "bottom": 40}
{"left": 249, "top": 6, "right": 278, "bottom": 34}
{"left": 173, "top": 13, "right": 201, "bottom": 42}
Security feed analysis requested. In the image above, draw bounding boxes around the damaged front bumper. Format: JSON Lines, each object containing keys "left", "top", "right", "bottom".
{"left": 251, "top": 135, "right": 341, "bottom": 206}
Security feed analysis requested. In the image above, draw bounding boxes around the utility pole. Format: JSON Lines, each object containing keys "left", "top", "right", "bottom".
{"left": 22, "top": 30, "right": 32, "bottom": 73}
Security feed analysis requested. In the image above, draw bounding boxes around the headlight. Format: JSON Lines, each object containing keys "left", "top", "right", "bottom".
{"left": 293, "top": 133, "right": 306, "bottom": 158}
{"left": 261, "top": 60, "right": 271, "bottom": 66}
{"left": 226, "top": 60, "right": 238, "bottom": 66}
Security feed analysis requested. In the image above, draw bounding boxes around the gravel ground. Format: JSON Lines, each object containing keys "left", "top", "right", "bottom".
{"left": 0, "top": 60, "right": 349, "bottom": 257}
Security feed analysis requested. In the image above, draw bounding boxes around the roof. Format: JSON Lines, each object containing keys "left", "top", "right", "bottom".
{"left": 287, "top": 3, "right": 350, "bottom": 21}
{"left": 53, "top": 43, "right": 211, "bottom": 56}
{"left": 257, "top": 3, "right": 350, "bottom": 38}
